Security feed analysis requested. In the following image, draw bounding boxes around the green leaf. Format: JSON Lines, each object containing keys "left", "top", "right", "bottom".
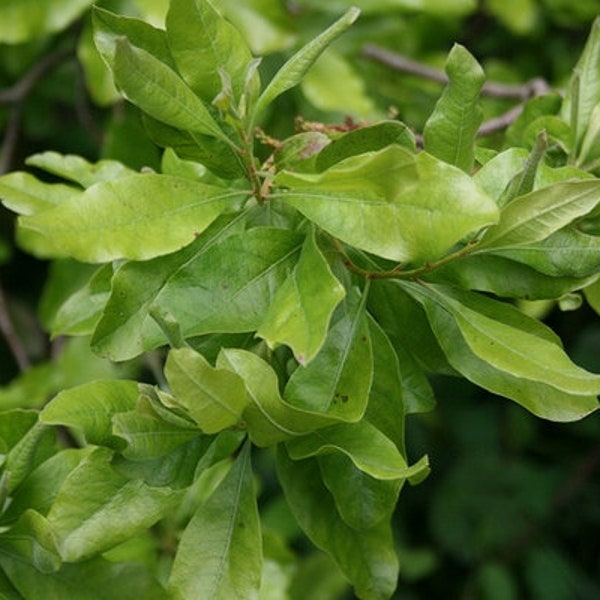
{"left": 561, "top": 16, "right": 600, "bottom": 156}
{"left": 277, "top": 447, "right": 399, "bottom": 600}
{"left": 168, "top": 442, "right": 262, "bottom": 600}
{"left": 0, "top": 172, "right": 79, "bottom": 215}
{"left": 584, "top": 278, "right": 600, "bottom": 316}
{"left": 402, "top": 281, "right": 600, "bottom": 421}
{"left": 40, "top": 380, "right": 140, "bottom": 449}
{"left": 46, "top": 263, "right": 113, "bottom": 336}
{"left": 489, "top": 226, "right": 600, "bottom": 278}
{"left": 1, "top": 449, "right": 90, "bottom": 522}
{"left": 166, "top": 0, "right": 254, "bottom": 103}
{"left": 110, "top": 36, "right": 226, "bottom": 140}
{"left": 275, "top": 146, "right": 498, "bottom": 263}
{"left": 257, "top": 230, "right": 345, "bottom": 365}
{"left": 0, "top": 0, "right": 94, "bottom": 43}
{"left": 125, "top": 227, "right": 301, "bottom": 345}
{"left": 164, "top": 347, "right": 248, "bottom": 434}
{"left": 366, "top": 319, "right": 409, "bottom": 447}
{"left": 21, "top": 174, "right": 246, "bottom": 262}
{"left": 423, "top": 44, "right": 485, "bottom": 173}
{"left": 47, "top": 447, "right": 179, "bottom": 561}
{"left": 316, "top": 120, "right": 416, "bottom": 172}
{"left": 144, "top": 116, "right": 244, "bottom": 179}
{"left": 368, "top": 279, "right": 456, "bottom": 375}
{"left": 0, "top": 510, "right": 60, "bottom": 573}
{"left": 93, "top": 5, "right": 177, "bottom": 72}
{"left": 475, "top": 180, "right": 600, "bottom": 251}
{"left": 286, "top": 421, "right": 428, "bottom": 481}
{"left": 91, "top": 214, "right": 246, "bottom": 361}
{"left": 284, "top": 290, "right": 373, "bottom": 421}
{"left": 293, "top": 0, "right": 475, "bottom": 16}
{"left": 255, "top": 7, "right": 361, "bottom": 115}
{"left": 430, "top": 252, "right": 599, "bottom": 300}
{"left": 111, "top": 411, "right": 200, "bottom": 461}
{"left": 0, "top": 553, "right": 167, "bottom": 600}
{"left": 216, "top": 349, "right": 342, "bottom": 447}
{"left": 301, "top": 49, "right": 376, "bottom": 118}
{"left": 318, "top": 453, "right": 402, "bottom": 530}
{"left": 26, "top": 152, "right": 135, "bottom": 189}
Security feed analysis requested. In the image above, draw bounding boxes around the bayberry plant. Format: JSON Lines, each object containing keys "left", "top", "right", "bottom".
{"left": 1, "top": 2, "right": 600, "bottom": 598}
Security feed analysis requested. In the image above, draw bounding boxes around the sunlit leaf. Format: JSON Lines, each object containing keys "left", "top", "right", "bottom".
{"left": 402, "top": 281, "right": 600, "bottom": 421}
{"left": 255, "top": 7, "right": 360, "bottom": 115}
{"left": 475, "top": 180, "right": 600, "bottom": 251}
{"left": 166, "top": 0, "right": 254, "bottom": 102}
{"left": 164, "top": 347, "right": 248, "bottom": 434}
{"left": 257, "top": 230, "right": 345, "bottom": 365}
{"left": 275, "top": 146, "right": 498, "bottom": 263}
{"left": 423, "top": 44, "right": 484, "bottom": 172}
{"left": 21, "top": 174, "right": 246, "bottom": 262}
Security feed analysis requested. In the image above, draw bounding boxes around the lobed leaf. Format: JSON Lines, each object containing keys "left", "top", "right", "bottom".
{"left": 21, "top": 174, "right": 246, "bottom": 263}
{"left": 423, "top": 44, "right": 485, "bottom": 173}
{"left": 275, "top": 146, "right": 498, "bottom": 263}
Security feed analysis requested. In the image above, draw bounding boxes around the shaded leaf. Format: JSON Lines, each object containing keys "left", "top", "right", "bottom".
{"left": 277, "top": 447, "right": 399, "bottom": 600}
{"left": 168, "top": 442, "right": 262, "bottom": 600}
{"left": 316, "top": 120, "right": 416, "bottom": 172}
{"left": 318, "top": 453, "right": 402, "bottom": 530}
{"left": 91, "top": 214, "right": 246, "bottom": 361}
{"left": 47, "top": 447, "right": 179, "bottom": 561}
{"left": 284, "top": 290, "right": 373, "bottom": 420}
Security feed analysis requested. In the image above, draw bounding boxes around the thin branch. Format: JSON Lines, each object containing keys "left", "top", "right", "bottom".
{"left": 0, "top": 47, "right": 73, "bottom": 105}
{"left": 0, "top": 282, "right": 31, "bottom": 371}
{"left": 361, "top": 44, "right": 552, "bottom": 100}
{"left": 0, "top": 105, "right": 23, "bottom": 175}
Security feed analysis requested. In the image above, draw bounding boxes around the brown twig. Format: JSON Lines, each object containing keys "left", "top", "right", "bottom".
{"left": 0, "top": 282, "right": 30, "bottom": 371}
{"left": 0, "top": 47, "right": 73, "bottom": 106}
{"left": 361, "top": 44, "right": 552, "bottom": 100}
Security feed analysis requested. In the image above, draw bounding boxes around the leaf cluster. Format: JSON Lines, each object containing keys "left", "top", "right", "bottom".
{"left": 0, "top": 1, "right": 600, "bottom": 598}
